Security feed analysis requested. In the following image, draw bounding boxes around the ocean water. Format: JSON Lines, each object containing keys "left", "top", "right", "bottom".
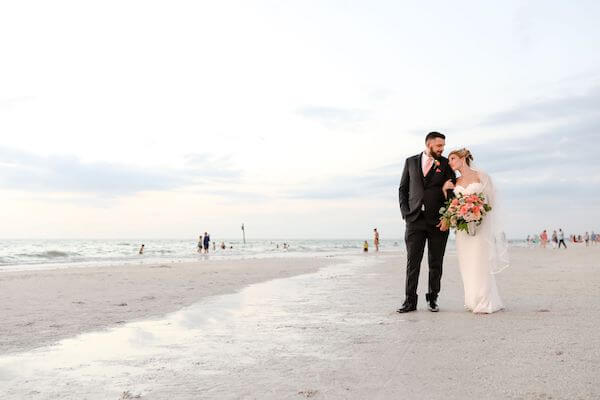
{"left": 0, "top": 238, "right": 528, "bottom": 272}
{"left": 0, "top": 238, "right": 406, "bottom": 272}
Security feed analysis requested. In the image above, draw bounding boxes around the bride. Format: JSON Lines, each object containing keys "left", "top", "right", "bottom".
{"left": 441, "top": 148, "right": 508, "bottom": 314}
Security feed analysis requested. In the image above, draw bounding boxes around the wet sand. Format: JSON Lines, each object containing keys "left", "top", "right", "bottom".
{"left": 1, "top": 246, "right": 599, "bottom": 399}
{"left": 0, "top": 256, "right": 335, "bottom": 354}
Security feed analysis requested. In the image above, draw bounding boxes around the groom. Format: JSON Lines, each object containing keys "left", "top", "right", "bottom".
{"left": 397, "top": 132, "right": 455, "bottom": 313}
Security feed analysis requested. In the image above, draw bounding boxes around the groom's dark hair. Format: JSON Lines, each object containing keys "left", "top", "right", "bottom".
{"left": 425, "top": 131, "right": 445, "bottom": 142}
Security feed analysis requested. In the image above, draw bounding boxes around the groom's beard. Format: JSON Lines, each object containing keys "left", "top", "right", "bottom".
{"left": 427, "top": 146, "right": 443, "bottom": 159}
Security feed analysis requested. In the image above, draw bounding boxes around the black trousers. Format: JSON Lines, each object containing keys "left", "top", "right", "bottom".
{"left": 558, "top": 239, "right": 567, "bottom": 249}
{"left": 404, "top": 214, "right": 449, "bottom": 303}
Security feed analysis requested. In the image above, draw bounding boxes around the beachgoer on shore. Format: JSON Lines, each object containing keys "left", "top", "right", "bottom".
{"left": 558, "top": 229, "right": 567, "bottom": 249}
{"left": 584, "top": 232, "right": 590, "bottom": 247}
{"left": 203, "top": 232, "right": 210, "bottom": 253}
{"left": 540, "top": 230, "right": 548, "bottom": 249}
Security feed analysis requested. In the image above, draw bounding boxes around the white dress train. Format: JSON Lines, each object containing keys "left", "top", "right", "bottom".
{"left": 454, "top": 182, "right": 504, "bottom": 314}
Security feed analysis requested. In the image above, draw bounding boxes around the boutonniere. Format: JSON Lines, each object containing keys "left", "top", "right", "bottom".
{"left": 433, "top": 159, "right": 441, "bottom": 172}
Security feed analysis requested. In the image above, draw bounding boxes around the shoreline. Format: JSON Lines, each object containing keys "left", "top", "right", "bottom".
{"left": 0, "top": 238, "right": 406, "bottom": 273}
{"left": 4, "top": 236, "right": 571, "bottom": 274}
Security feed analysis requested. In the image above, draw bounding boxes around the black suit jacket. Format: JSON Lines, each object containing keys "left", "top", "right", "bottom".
{"left": 398, "top": 153, "right": 456, "bottom": 224}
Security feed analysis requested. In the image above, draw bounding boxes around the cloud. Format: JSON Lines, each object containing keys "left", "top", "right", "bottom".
{"left": 0, "top": 96, "right": 35, "bottom": 110}
{"left": 289, "top": 90, "right": 600, "bottom": 204}
{"left": 183, "top": 153, "right": 242, "bottom": 179}
{"left": 297, "top": 106, "right": 369, "bottom": 129}
{"left": 471, "top": 113, "right": 600, "bottom": 175}
{"left": 501, "top": 178, "right": 600, "bottom": 201}
{"left": 513, "top": 3, "right": 533, "bottom": 52}
{"left": 467, "top": 85, "right": 600, "bottom": 181}
{"left": 0, "top": 147, "right": 241, "bottom": 197}
{"left": 368, "top": 88, "right": 395, "bottom": 102}
{"left": 462, "top": 93, "right": 600, "bottom": 209}
{"left": 285, "top": 170, "right": 399, "bottom": 200}
{"left": 203, "top": 189, "right": 269, "bottom": 203}
{"left": 480, "top": 86, "right": 600, "bottom": 127}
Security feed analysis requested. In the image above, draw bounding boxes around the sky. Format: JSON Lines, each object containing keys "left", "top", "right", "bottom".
{"left": 1, "top": 0, "right": 600, "bottom": 239}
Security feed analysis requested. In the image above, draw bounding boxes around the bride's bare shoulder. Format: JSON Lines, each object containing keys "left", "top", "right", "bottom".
{"left": 476, "top": 170, "right": 492, "bottom": 183}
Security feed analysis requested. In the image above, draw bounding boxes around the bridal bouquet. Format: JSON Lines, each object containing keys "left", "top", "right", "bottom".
{"left": 439, "top": 193, "right": 492, "bottom": 236}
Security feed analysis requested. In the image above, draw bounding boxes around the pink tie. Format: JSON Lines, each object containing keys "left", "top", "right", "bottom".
{"left": 423, "top": 157, "right": 433, "bottom": 176}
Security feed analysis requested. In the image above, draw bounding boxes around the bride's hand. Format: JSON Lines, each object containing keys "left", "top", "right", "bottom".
{"left": 437, "top": 219, "right": 449, "bottom": 232}
{"left": 442, "top": 179, "right": 455, "bottom": 198}
{"left": 442, "top": 179, "right": 455, "bottom": 192}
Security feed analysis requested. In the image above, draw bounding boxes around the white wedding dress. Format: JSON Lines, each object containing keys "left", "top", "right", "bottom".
{"left": 454, "top": 181, "right": 504, "bottom": 314}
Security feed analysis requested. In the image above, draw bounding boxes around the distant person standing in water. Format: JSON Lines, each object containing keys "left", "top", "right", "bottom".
{"left": 551, "top": 231, "right": 558, "bottom": 249}
{"left": 374, "top": 228, "right": 380, "bottom": 252}
{"left": 363, "top": 240, "right": 369, "bottom": 252}
{"left": 203, "top": 232, "right": 210, "bottom": 253}
{"left": 139, "top": 244, "right": 145, "bottom": 255}
{"left": 197, "top": 235, "right": 203, "bottom": 253}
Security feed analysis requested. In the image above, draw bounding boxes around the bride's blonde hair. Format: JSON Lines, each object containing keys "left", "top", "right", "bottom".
{"left": 448, "top": 148, "right": 474, "bottom": 166}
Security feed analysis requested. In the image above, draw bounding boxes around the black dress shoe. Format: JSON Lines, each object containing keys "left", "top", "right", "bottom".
{"left": 396, "top": 298, "right": 418, "bottom": 313}
{"left": 396, "top": 304, "right": 417, "bottom": 313}
{"left": 427, "top": 300, "right": 439, "bottom": 312}
{"left": 397, "top": 295, "right": 418, "bottom": 313}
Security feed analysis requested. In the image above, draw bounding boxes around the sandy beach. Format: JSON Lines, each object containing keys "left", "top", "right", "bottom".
{"left": 1, "top": 246, "right": 599, "bottom": 399}
{"left": 0, "top": 257, "right": 334, "bottom": 354}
